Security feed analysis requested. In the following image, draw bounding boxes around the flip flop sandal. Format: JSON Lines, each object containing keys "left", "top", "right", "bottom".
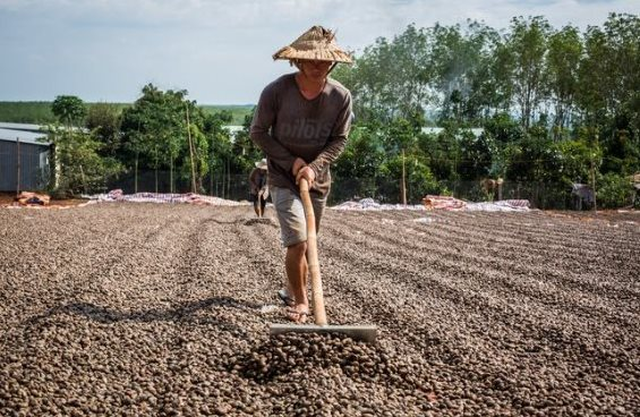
{"left": 277, "top": 289, "right": 295, "bottom": 307}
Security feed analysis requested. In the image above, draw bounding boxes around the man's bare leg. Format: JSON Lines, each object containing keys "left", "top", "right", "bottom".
{"left": 285, "top": 241, "right": 309, "bottom": 322}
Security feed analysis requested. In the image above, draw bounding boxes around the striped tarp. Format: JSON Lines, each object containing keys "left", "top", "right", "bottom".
{"left": 87, "top": 189, "right": 247, "bottom": 206}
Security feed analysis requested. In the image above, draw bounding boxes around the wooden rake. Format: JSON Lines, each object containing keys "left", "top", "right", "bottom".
{"left": 269, "top": 178, "right": 377, "bottom": 343}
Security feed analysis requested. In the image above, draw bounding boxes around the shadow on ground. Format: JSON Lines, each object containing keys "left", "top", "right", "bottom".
{"left": 27, "top": 296, "right": 262, "bottom": 335}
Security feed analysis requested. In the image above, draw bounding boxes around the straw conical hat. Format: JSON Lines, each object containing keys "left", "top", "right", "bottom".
{"left": 273, "top": 26, "right": 352, "bottom": 63}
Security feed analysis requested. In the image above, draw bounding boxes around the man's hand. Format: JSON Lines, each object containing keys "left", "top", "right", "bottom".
{"left": 296, "top": 166, "right": 316, "bottom": 187}
{"left": 292, "top": 157, "right": 315, "bottom": 186}
{"left": 292, "top": 158, "right": 306, "bottom": 177}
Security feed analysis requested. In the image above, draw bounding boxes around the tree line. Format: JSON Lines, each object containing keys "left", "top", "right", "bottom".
{"left": 44, "top": 13, "right": 639, "bottom": 208}
{"left": 0, "top": 101, "right": 251, "bottom": 125}
{"left": 45, "top": 87, "right": 260, "bottom": 199}
{"left": 330, "top": 13, "right": 639, "bottom": 208}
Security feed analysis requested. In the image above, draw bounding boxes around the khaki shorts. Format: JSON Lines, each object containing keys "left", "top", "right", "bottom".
{"left": 270, "top": 186, "right": 327, "bottom": 247}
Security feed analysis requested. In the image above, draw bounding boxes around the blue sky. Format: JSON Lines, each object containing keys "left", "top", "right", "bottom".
{"left": 1, "top": 0, "right": 638, "bottom": 105}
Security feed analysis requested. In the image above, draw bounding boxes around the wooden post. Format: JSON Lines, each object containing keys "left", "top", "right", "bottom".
{"left": 170, "top": 156, "right": 174, "bottom": 194}
{"left": 135, "top": 121, "right": 140, "bottom": 194}
{"left": 185, "top": 104, "right": 197, "bottom": 194}
{"left": 221, "top": 160, "right": 226, "bottom": 198}
{"left": 209, "top": 139, "right": 214, "bottom": 196}
{"left": 401, "top": 149, "right": 407, "bottom": 205}
{"left": 50, "top": 132, "right": 60, "bottom": 190}
{"left": 591, "top": 130, "right": 599, "bottom": 214}
{"left": 591, "top": 155, "right": 597, "bottom": 214}
{"left": 134, "top": 152, "right": 139, "bottom": 193}
{"left": 210, "top": 161, "right": 214, "bottom": 196}
{"left": 49, "top": 142, "right": 58, "bottom": 190}
{"left": 155, "top": 144, "right": 158, "bottom": 194}
{"left": 16, "top": 138, "right": 21, "bottom": 195}
{"left": 227, "top": 158, "right": 231, "bottom": 199}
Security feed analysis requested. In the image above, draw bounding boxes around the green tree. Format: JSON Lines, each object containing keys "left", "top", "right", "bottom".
{"left": 577, "top": 14, "right": 640, "bottom": 176}
{"left": 86, "top": 102, "right": 122, "bottom": 157}
{"left": 432, "top": 21, "right": 499, "bottom": 124}
{"left": 576, "top": 26, "right": 610, "bottom": 126}
{"left": 383, "top": 117, "right": 420, "bottom": 155}
{"left": 457, "top": 130, "right": 496, "bottom": 181}
{"left": 201, "top": 111, "right": 234, "bottom": 197}
{"left": 121, "top": 84, "right": 166, "bottom": 191}
{"left": 546, "top": 25, "right": 582, "bottom": 136}
{"left": 379, "top": 117, "right": 427, "bottom": 203}
{"left": 597, "top": 172, "right": 635, "bottom": 208}
{"left": 46, "top": 126, "right": 122, "bottom": 196}
{"left": 484, "top": 39, "right": 516, "bottom": 114}
{"left": 333, "top": 123, "right": 386, "bottom": 200}
{"left": 379, "top": 153, "right": 437, "bottom": 203}
{"left": 51, "top": 95, "right": 87, "bottom": 128}
{"left": 231, "top": 108, "right": 263, "bottom": 175}
{"left": 418, "top": 130, "right": 460, "bottom": 182}
{"left": 507, "top": 16, "right": 552, "bottom": 128}
{"left": 504, "top": 134, "right": 564, "bottom": 184}
{"left": 556, "top": 139, "right": 593, "bottom": 184}
{"left": 483, "top": 113, "right": 525, "bottom": 145}
{"left": 120, "top": 84, "right": 214, "bottom": 193}
{"left": 183, "top": 120, "right": 209, "bottom": 193}
{"left": 333, "top": 24, "right": 436, "bottom": 122}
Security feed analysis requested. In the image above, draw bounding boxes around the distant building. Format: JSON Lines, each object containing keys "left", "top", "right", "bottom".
{"left": 223, "top": 125, "right": 244, "bottom": 136}
{"left": 421, "top": 127, "right": 484, "bottom": 137}
{"left": 0, "top": 123, "right": 51, "bottom": 192}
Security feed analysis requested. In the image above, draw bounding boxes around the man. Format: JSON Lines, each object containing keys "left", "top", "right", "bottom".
{"left": 249, "top": 158, "right": 269, "bottom": 217}
{"left": 250, "top": 26, "right": 353, "bottom": 323}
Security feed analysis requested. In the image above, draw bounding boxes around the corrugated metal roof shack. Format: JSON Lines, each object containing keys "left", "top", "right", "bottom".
{"left": 0, "top": 123, "right": 51, "bottom": 192}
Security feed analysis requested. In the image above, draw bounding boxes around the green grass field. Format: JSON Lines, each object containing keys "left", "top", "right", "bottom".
{"left": 199, "top": 104, "right": 254, "bottom": 125}
{"left": 0, "top": 102, "right": 254, "bottom": 126}
{"left": 0, "top": 102, "right": 57, "bottom": 124}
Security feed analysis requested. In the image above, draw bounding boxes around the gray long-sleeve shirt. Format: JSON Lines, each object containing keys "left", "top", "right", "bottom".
{"left": 250, "top": 73, "right": 352, "bottom": 197}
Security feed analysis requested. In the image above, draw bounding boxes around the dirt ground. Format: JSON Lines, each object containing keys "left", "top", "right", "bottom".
{"left": 1, "top": 203, "right": 638, "bottom": 416}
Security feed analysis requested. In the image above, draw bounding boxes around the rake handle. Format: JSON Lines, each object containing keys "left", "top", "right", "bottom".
{"left": 299, "top": 178, "right": 327, "bottom": 326}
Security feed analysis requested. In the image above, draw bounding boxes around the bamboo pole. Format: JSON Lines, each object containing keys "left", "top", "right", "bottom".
{"left": 49, "top": 141, "right": 57, "bottom": 190}
{"left": 170, "top": 157, "right": 174, "bottom": 194}
{"left": 227, "top": 158, "right": 231, "bottom": 199}
{"left": 401, "top": 149, "right": 407, "bottom": 205}
{"left": 221, "top": 162, "right": 225, "bottom": 198}
{"left": 185, "top": 104, "right": 197, "bottom": 193}
{"left": 210, "top": 162, "right": 214, "bottom": 196}
{"left": 135, "top": 121, "right": 140, "bottom": 193}
{"left": 16, "top": 138, "right": 21, "bottom": 195}
{"left": 134, "top": 152, "right": 139, "bottom": 193}
{"left": 591, "top": 131, "right": 598, "bottom": 214}
{"left": 155, "top": 144, "right": 158, "bottom": 194}
{"left": 591, "top": 154, "right": 597, "bottom": 214}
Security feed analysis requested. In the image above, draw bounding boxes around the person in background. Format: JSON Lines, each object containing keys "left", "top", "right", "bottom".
{"left": 249, "top": 158, "right": 269, "bottom": 217}
{"left": 250, "top": 26, "right": 353, "bottom": 323}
